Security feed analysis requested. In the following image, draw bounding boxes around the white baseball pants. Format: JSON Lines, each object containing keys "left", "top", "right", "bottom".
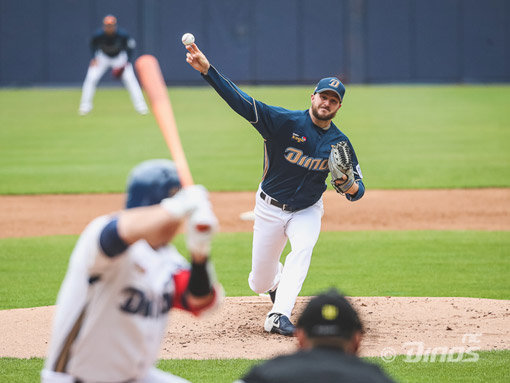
{"left": 249, "top": 186, "right": 324, "bottom": 318}
{"left": 41, "top": 367, "right": 189, "bottom": 383}
{"left": 79, "top": 51, "right": 148, "bottom": 114}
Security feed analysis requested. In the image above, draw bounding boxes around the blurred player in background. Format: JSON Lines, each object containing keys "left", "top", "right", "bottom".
{"left": 236, "top": 289, "right": 395, "bottom": 383}
{"left": 185, "top": 43, "right": 365, "bottom": 336}
{"left": 78, "top": 15, "right": 148, "bottom": 115}
{"left": 41, "top": 159, "right": 221, "bottom": 383}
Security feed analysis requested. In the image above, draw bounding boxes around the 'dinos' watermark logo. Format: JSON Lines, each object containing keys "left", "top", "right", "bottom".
{"left": 380, "top": 333, "right": 482, "bottom": 363}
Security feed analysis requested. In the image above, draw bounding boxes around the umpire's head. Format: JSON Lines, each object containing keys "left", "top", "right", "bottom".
{"left": 296, "top": 288, "right": 363, "bottom": 354}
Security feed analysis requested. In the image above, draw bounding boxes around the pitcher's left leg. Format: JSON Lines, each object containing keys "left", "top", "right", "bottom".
{"left": 271, "top": 201, "right": 323, "bottom": 318}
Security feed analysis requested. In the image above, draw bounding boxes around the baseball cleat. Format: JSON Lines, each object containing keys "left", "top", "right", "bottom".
{"left": 78, "top": 107, "right": 91, "bottom": 116}
{"left": 264, "top": 313, "right": 296, "bottom": 336}
{"left": 78, "top": 103, "right": 92, "bottom": 116}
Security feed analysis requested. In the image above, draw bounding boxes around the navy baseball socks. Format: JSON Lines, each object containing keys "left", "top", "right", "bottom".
{"left": 264, "top": 312, "right": 296, "bottom": 336}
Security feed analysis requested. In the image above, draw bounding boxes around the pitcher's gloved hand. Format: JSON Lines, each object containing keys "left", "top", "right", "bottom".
{"left": 328, "top": 141, "right": 355, "bottom": 194}
{"left": 112, "top": 65, "right": 125, "bottom": 79}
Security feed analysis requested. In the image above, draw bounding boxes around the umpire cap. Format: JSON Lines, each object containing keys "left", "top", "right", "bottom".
{"left": 297, "top": 288, "right": 362, "bottom": 339}
{"left": 126, "top": 159, "right": 181, "bottom": 209}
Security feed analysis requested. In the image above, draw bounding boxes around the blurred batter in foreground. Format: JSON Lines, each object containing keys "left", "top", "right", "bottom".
{"left": 41, "top": 159, "right": 221, "bottom": 383}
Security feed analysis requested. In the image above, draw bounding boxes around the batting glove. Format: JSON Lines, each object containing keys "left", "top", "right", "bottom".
{"left": 161, "top": 185, "right": 209, "bottom": 219}
{"left": 186, "top": 204, "right": 218, "bottom": 257}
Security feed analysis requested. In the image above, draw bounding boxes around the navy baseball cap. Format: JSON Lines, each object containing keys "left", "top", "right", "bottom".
{"left": 314, "top": 77, "right": 346, "bottom": 101}
{"left": 125, "top": 159, "right": 181, "bottom": 209}
{"left": 297, "top": 288, "right": 362, "bottom": 339}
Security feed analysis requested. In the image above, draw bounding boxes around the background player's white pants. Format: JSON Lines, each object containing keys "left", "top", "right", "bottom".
{"left": 249, "top": 186, "right": 324, "bottom": 318}
{"left": 41, "top": 367, "right": 189, "bottom": 383}
{"left": 79, "top": 51, "right": 148, "bottom": 114}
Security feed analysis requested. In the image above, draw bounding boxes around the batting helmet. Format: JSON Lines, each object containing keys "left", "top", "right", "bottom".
{"left": 126, "top": 159, "right": 181, "bottom": 209}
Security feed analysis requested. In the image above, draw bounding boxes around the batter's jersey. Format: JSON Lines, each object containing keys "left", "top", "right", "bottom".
{"left": 238, "top": 347, "right": 396, "bottom": 383}
{"left": 90, "top": 27, "right": 135, "bottom": 60}
{"left": 203, "top": 66, "right": 364, "bottom": 210}
{"left": 43, "top": 215, "right": 192, "bottom": 382}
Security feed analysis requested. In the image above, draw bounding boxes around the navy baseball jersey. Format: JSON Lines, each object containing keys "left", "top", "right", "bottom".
{"left": 90, "top": 27, "right": 135, "bottom": 60}
{"left": 202, "top": 66, "right": 364, "bottom": 210}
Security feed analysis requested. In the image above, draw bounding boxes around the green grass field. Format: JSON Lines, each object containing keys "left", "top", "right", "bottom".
{"left": 1, "top": 350, "right": 509, "bottom": 383}
{"left": 1, "top": 231, "right": 509, "bottom": 309}
{"left": 0, "top": 86, "right": 509, "bottom": 193}
{"left": 1, "top": 85, "right": 509, "bottom": 382}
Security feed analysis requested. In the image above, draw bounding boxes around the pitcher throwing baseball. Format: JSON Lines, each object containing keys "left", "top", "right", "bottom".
{"left": 185, "top": 43, "right": 365, "bottom": 336}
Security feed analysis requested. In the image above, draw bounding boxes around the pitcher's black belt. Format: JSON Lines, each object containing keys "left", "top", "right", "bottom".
{"left": 260, "top": 191, "right": 300, "bottom": 212}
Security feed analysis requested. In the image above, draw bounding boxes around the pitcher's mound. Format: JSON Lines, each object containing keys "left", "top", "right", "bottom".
{"left": 1, "top": 296, "right": 508, "bottom": 360}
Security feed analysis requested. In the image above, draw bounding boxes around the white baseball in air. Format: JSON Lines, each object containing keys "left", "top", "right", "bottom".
{"left": 181, "top": 33, "right": 195, "bottom": 46}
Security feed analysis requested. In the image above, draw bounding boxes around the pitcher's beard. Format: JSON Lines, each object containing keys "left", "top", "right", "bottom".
{"left": 311, "top": 105, "right": 337, "bottom": 121}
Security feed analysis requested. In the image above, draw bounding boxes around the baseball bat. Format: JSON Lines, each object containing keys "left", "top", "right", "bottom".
{"left": 135, "top": 55, "right": 194, "bottom": 187}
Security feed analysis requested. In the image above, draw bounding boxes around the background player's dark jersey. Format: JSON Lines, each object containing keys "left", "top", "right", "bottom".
{"left": 203, "top": 66, "right": 365, "bottom": 210}
{"left": 90, "top": 27, "right": 135, "bottom": 60}
{"left": 240, "top": 347, "right": 396, "bottom": 383}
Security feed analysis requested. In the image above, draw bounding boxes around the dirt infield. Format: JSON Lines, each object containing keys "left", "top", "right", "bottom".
{"left": 0, "top": 189, "right": 509, "bottom": 360}
{"left": 1, "top": 188, "right": 510, "bottom": 238}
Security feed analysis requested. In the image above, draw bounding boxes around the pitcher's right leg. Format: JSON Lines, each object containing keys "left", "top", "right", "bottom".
{"left": 248, "top": 191, "right": 287, "bottom": 295}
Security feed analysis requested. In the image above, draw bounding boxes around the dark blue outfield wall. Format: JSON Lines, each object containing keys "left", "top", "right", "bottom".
{"left": 0, "top": 0, "right": 509, "bottom": 86}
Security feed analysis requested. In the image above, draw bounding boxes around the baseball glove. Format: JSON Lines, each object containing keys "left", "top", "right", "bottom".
{"left": 328, "top": 141, "right": 355, "bottom": 194}
{"left": 112, "top": 65, "right": 125, "bottom": 79}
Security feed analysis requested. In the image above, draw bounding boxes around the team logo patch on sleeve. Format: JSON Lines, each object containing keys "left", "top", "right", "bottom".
{"left": 291, "top": 133, "right": 307, "bottom": 143}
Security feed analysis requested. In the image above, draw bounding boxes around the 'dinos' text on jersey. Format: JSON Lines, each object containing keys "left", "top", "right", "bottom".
{"left": 119, "top": 286, "right": 173, "bottom": 318}
{"left": 284, "top": 147, "right": 329, "bottom": 171}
